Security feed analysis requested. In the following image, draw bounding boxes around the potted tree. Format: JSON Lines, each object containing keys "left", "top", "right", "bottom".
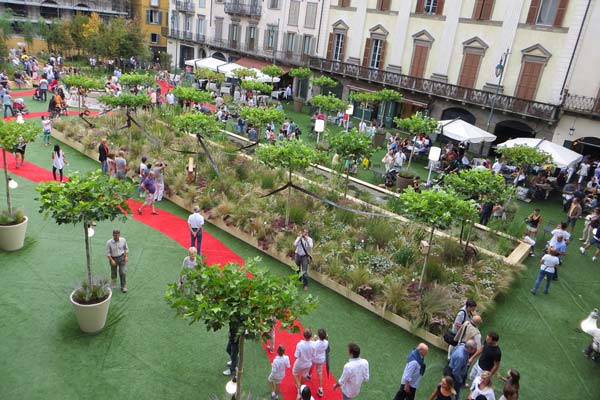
{"left": 289, "top": 67, "right": 313, "bottom": 112}
{"left": 36, "top": 170, "right": 132, "bottom": 333}
{"left": 0, "top": 120, "right": 38, "bottom": 251}
{"left": 394, "top": 112, "right": 439, "bottom": 169}
{"left": 328, "top": 128, "right": 375, "bottom": 197}
{"left": 374, "top": 88, "right": 402, "bottom": 128}
{"left": 349, "top": 92, "right": 381, "bottom": 145}
{"left": 166, "top": 258, "right": 316, "bottom": 399}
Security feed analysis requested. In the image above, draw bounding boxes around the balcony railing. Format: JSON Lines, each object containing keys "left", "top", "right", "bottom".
{"left": 175, "top": 0, "right": 194, "bottom": 13}
{"left": 309, "top": 57, "right": 560, "bottom": 122}
{"left": 168, "top": 29, "right": 193, "bottom": 41}
{"left": 224, "top": 1, "right": 262, "bottom": 17}
{"left": 561, "top": 93, "right": 600, "bottom": 116}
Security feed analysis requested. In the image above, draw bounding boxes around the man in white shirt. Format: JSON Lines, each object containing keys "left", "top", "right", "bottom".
{"left": 106, "top": 229, "right": 129, "bottom": 293}
{"left": 394, "top": 150, "right": 406, "bottom": 169}
{"left": 334, "top": 343, "right": 369, "bottom": 400}
{"left": 492, "top": 159, "right": 503, "bottom": 174}
{"left": 294, "top": 229, "right": 314, "bottom": 290}
{"left": 188, "top": 205, "right": 205, "bottom": 255}
{"left": 358, "top": 120, "right": 367, "bottom": 133}
{"left": 293, "top": 329, "right": 316, "bottom": 396}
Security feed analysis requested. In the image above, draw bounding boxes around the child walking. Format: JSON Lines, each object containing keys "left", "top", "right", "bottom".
{"left": 311, "top": 328, "right": 329, "bottom": 397}
{"left": 42, "top": 116, "right": 52, "bottom": 146}
{"left": 268, "top": 345, "right": 290, "bottom": 400}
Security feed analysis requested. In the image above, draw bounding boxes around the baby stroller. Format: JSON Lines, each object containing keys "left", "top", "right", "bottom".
{"left": 32, "top": 87, "right": 44, "bottom": 102}
{"left": 13, "top": 98, "right": 29, "bottom": 115}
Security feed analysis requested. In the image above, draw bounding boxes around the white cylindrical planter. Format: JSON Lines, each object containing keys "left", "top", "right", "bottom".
{"left": 0, "top": 216, "right": 28, "bottom": 251}
{"left": 70, "top": 288, "right": 112, "bottom": 333}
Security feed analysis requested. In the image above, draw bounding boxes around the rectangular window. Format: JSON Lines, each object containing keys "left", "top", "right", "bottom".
{"left": 247, "top": 26, "right": 257, "bottom": 50}
{"left": 376, "top": 0, "right": 391, "bottom": 11}
{"left": 230, "top": 24, "right": 239, "bottom": 48}
{"left": 269, "top": 0, "right": 280, "bottom": 8}
{"left": 369, "top": 39, "right": 382, "bottom": 69}
{"left": 424, "top": 0, "right": 438, "bottom": 14}
{"left": 288, "top": 0, "right": 300, "bottom": 26}
{"left": 150, "top": 33, "right": 160, "bottom": 43}
{"left": 196, "top": 16, "right": 205, "bottom": 35}
{"left": 472, "top": 0, "right": 494, "bottom": 20}
{"left": 304, "top": 2, "right": 318, "bottom": 29}
{"left": 146, "top": 10, "right": 162, "bottom": 24}
{"left": 303, "top": 35, "right": 312, "bottom": 55}
{"left": 199, "top": 0, "right": 206, "bottom": 7}
{"left": 185, "top": 15, "right": 192, "bottom": 31}
{"left": 409, "top": 44, "right": 429, "bottom": 78}
{"left": 286, "top": 33, "right": 296, "bottom": 52}
{"left": 338, "top": 0, "right": 351, "bottom": 6}
{"left": 458, "top": 53, "right": 482, "bottom": 89}
{"left": 333, "top": 33, "right": 344, "bottom": 62}
{"left": 171, "top": 14, "right": 178, "bottom": 30}
{"left": 266, "top": 27, "right": 278, "bottom": 50}
{"left": 537, "top": 0, "right": 560, "bottom": 25}
{"left": 150, "top": 0, "right": 159, "bottom": 7}
{"left": 516, "top": 61, "right": 543, "bottom": 100}
{"left": 215, "top": 18, "right": 223, "bottom": 40}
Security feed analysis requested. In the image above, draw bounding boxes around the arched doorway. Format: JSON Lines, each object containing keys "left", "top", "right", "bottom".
{"left": 198, "top": 48, "right": 207, "bottom": 59}
{"left": 212, "top": 52, "right": 226, "bottom": 61}
{"left": 570, "top": 137, "right": 600, "bottom": 161}
{"left": 493, "top": 120, "right": 534, "bottom": 145}
{"left": 441, "top": 107, "right": 476, "bottom": 124}
{"left": 40, "top": 0, "right": 60, "bottom": 19}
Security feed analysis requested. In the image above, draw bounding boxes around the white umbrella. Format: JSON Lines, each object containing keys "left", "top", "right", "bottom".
{"left": 185, "top": 57, "right": 228, "bottom": 71}
{"left": 438, "top": 119, "right": 497, "bottom": 143}
{"left": 497, "top": 137, "right": 583, "bottom": 169}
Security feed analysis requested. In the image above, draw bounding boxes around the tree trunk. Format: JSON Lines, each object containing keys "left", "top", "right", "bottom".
{"left": 344, "top": 169, "right": 350, "bottom": 198}
{"left": 285, "top": 170, "right": 292, "bottom": 227}
{"left": 3, "top": 149, "right": 11, "bottom": 214}
{"left": 235, "top": 334, "right": 245, "bottom": 400}
{"left": 406, "top": 135, "right": 416, "bottom": 169}
{"left": 464, "top": 221, "right": 474, "bottom": 253}
{"left": 83, "top": 221, "right": 92, "bottom": 289}
{"left": 418, "top": 227, "right": 435, "bottom": 291}
{"left": 380, "top": 101, "right": 386, "bottom": 128}
{"left": 459, "top": 220, "right": 465, "bottom": 244}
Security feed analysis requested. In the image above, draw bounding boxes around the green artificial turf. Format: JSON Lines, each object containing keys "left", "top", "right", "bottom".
{"left": 1, "top": 118, "right": 599, "bottom": 400}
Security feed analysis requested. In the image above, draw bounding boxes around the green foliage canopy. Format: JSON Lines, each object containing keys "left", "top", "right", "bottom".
{"left": 174, "top": 113, "right": 220, "bottom": 136}
{"left": 309, "top": 94, "right": 349, "bottom": 114}
{"left": 171, "top": 86, "right": 213, "bottom": 104}
{"left": 289, "top": 67, "right": 313, "bottom": 80}
{"left": 496, "top": 145, "right": 554, "bottom": 170}
{"left": 374, "top": 88, "right": 402, "bottom": 102}
{"left": 445, "top": 168, "right": 515, "bottom": 203}
{"left": 240, "top": 80, "right": 273, "bottom": 94}
{"left": 261, "top": 65, "right": 284, "bottom": 79}
{"left": 256, "top": 140, "right": 317, "bottom": 175}
{"left": 240, "top": 106, "right": 285, "bottom": 128}
{"left": 394, "top": 112, "right": 439, "bottom": 135}
{"left": 60, "top": 75, "right": 104, "bottom": 90}
{"left": 328, "top": 128, "right": 375, "bottom": 163}
{"left": 311, "top": 76, "right": 337, "bottom": 92}
{"left": 119, "top": 73, "right": 155, "bottom": 89}
{"left": 98, "top": 93, "right": 150, "bottom": 108}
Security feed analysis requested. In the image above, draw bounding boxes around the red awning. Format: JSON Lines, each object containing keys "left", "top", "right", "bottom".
{"left": 235, "top": 57, "right": 290, "bottom": 74}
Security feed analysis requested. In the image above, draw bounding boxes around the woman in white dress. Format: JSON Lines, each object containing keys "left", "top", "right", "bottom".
{"left": 51, "top": 144, "right": 66, "bottom": 182}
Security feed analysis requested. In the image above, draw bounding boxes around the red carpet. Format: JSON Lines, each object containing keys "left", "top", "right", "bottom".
{"left": 1, "top": 148, "right": 341, "bottom": 400}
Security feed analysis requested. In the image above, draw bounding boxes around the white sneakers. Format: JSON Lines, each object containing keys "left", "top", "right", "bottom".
{"left": 580, "top": 247, "right": 586, "bottom": 254}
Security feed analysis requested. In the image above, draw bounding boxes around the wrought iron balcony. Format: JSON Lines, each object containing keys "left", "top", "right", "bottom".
{"left": 168, "top": 29, "right": 193, "bottom": 41}
{"left": 309, "top": 57, "right": 560, "bottom": 122}
{"left": 561, "top": 93, "right": 600, "bottom": 116}
{"left": 175, "top": 0, "right": 194, "bottom": 13}
{"left": 224, "top": 1, "right": 262, "bottom": 17}
{"left": 204, "top": 36, "right": 309, "bottom": 66}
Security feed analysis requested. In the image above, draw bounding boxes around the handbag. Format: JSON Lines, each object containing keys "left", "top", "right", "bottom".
{"left": 443, "top": 330, "right": 459, "bottom": 346}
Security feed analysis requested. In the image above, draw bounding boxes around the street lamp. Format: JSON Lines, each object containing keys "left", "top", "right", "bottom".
{"left": 486, "top": 49, "right": 509, "bottom": 132}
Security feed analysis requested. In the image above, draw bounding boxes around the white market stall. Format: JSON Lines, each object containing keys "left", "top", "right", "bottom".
{"left": 438, "top": 119, "right": 497, "bottom": 143}
{"left": 184, "top": 57, "right": 228, "bottom": 71}
{"left": 496, "top": 137, "right": 583, "bottom": 169}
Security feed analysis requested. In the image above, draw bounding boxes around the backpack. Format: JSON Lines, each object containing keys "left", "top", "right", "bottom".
{"left": 384, "top": 170, "right": 397, "bottom": 187}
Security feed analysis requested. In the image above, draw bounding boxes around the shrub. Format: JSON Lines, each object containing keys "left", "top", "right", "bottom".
{"left": 366, "top": 219, "right": 395, "bottom": 249}
{"left": 438, "top": 237, "right": 464, "bottom": 265}
{"left": 366, "top": 255, "right": 395, "bottom": 275}
{"left": 260, "top": 173, "right": 276, "bottom": 189}
{"left": 413, "top": 283, "right": 459, "bottom": 333}
{"left": 393, "top": 244, "right": 417, "bottom": 267}
{"left": 335, "top": 208, "right": 356, "bottom": 225}
{"left": 347, "top": 266, "right": 372, "bottom": 291}
{"left": 0, "top": 208, "right": 25, "bottom": 225}
{"left": 288, "top": 204, "right": 307, "bottom": 225}
{"left": 425, "top": 257, "right": 445, "bottom": 283}
{"left": 383, "top": 278, "right": 412, "bottom": 315}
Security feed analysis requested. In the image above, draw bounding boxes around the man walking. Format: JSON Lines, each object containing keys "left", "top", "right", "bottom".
{"left": 333, "top": 343, "right": 369, "bottom": 400}
{"left": 188, "top": 205, "right": 205, "bottom": 255}
{"left": 448, "top": 339, "right": 477, "bottom": 398}
{"left": 448, "top": 299, "right": 477, "bottom": 357}
{"left": 98, "top": 137, "right": 109, "bottom": 174}
{"left": 223, "top": 323, "right": 240, "bottom": 376}
{"left": 137, "top": 171, "right": 158, "bottom": 215}
{"left": 39, "top": 76, "right": 48, "bottom": 101}
{"left": 115, "top": 150, "right": 127, "bottom": 180}
{"left": 468, "top": 331, "right": 502, "bottom": 381}
{"left": 153, "top": 161, "right": 167, "bottom": 201}
{"left": 294, "top": 229, "right": 314, "bottom": 291}
{"left": 393, "top": 343, "right": 428, "bottom": 400}
{"left": 106, "top": 229, "right": 129, "bottom": 293}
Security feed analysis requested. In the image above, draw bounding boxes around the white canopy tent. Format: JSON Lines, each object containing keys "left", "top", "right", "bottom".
{"left": 497, "top": 138, "right": 583, "bottom": 169}
{"left": 184, "top": 58, "right": 281, "bottom": 83}
{"left": 438, "top": 119, "right": 497, "bottom": 143}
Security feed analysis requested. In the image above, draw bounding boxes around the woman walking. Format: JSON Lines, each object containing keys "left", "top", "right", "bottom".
{"left": 428, "top": 375, "right": 456, "bottom": 400}
{"left": 51, "top": 144, "right": 66, "bottom": 182}
{"left": 468, "top": 370, "right": 495, "bottom": 400}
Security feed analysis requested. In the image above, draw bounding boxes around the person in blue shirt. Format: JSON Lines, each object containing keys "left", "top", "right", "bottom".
{"left": 448, "top": 339, "right": 477, "bottom": 398}
{"left": 393, "top": 343, "right": 428, "bottom": 400}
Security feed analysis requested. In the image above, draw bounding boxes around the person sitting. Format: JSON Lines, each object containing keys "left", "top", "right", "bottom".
{"left": 512, "top": 168, "right": 527, "bottom": 187}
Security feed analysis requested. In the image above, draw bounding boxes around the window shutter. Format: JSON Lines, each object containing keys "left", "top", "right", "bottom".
{"left": 340, "top": 34, "right": 346, "bottom": 62}
{"left": 516, "top": 61, "right": 543, "bottom": 100}
{"left": 294, "top": 34, "right": 302, "bottom": 54}
{"left": 415, "top": 0, "right": 424, "bottom": 13}
{"left": 458, "top": 53, "right": 481, "bottom": 89}
{"left": 228, "top": 24, "right": 234, "bottom": 41}
{"left": 362, "top": 38, "right": 372, "bottom": 67}
{"left": 473, "top": 0, "right": 485, "bottom": 19}
{"left": 326, "top": 32, "right": 334, "bottom": 60}
{"left": 378, "top": 0, "right": 391, "bottom": 11}
{"left": 481, "top": 0, "right": 494, "bottom": 20}
{"left": 379, "top": 40, "right": 387, "bottom": 70}
{"left": 310, "top": 37, "right": 316, "bottom": 55}
{"left": 158, "top": 11, "right": 162, "bottom": 25}
{"left": 273, "top": 30, "right": 279, "bottom": 51}
{"left": 436, "top": 0, "right": 445, "bottom": 15}
{"left": 146, "top": 10, "right": 150, "bottom": 24}
{"left": 410, "top": 45, "right": 428, "bottom": 78}
{"left": 526, "top": 0, "right": 541, "bottom": 24}
{"left": 263, "top": 29, "right": 269, "bottom": 49}
{"left": 554, "top": 0, "right": 569, "bottom": 27}
{"left": 283, "top": 32, "right": 289, "bottom": 52}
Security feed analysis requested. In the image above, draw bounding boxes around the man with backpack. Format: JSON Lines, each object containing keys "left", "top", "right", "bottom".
{"left": 447, "top": 300, "right": 477, "bottom": 358}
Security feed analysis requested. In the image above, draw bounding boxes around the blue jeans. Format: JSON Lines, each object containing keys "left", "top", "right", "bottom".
{"left": 100, "top": 160, "right": 108, "bottom": 174}
{"left": 4, "top": 104, "right": 14, "bottom": 117}
{"left": 190, "top": 228, "right": 202, "bottom": 254}
{"left": 532, "top": 269, "right": 553, "bottom": 294}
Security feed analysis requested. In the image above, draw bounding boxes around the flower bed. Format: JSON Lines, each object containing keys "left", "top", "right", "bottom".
{"left": 51, "top": 110, "right": 524, "bottom": 344}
